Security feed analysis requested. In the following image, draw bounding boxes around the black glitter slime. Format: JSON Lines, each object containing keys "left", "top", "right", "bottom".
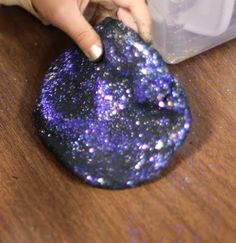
{"left": 33, "top": 18, "right": 191, "bottom": 189}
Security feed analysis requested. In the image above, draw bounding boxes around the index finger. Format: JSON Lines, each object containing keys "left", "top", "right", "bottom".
{"left": 112, "top": 0, "right": 152, "bottom": 43}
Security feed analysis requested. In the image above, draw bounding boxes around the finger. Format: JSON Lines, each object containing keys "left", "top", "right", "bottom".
{"left": 52, "top": 3, "right": 103, "bottom": 61}
{"left": 117, "top": 8, "right": 138, "bottom": 32}
{"left": 113, "top": 0, "right": 152, "bottom": 43}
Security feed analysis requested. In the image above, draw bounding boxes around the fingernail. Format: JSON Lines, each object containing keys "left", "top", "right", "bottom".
{"left": 87, "top": 44, "right": 103, "bottom": 61}
{"left": 143, "top": 33, "right": 152, "bottom": 44}
{"left": 140, "top": 30, "right": 152, "bottom": 44}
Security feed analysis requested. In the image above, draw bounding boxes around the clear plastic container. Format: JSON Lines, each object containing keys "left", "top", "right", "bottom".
{"left": 149, "top": 0, "right": 236, "bottom": 63}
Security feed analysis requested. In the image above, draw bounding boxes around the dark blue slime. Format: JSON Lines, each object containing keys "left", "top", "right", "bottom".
{"left": 33, "top": 18, "right": 191, "bottom": 189}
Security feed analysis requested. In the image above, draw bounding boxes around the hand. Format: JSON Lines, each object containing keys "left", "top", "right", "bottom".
{"left": 32, "top": 0, "right": 152, "bottom": 61}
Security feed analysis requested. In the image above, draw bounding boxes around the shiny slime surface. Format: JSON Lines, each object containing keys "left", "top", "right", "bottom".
{"left": 33, "top": 18, "right": 191, "bottom": 189}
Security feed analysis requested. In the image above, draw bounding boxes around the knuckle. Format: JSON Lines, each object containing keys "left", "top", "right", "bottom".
{"left": 74, "top": 30, "right": 93, "bottom": 44}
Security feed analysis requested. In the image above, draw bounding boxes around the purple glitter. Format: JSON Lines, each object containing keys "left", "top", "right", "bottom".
{"left": 33, "top": 18, "right": 191, "bottom": 189}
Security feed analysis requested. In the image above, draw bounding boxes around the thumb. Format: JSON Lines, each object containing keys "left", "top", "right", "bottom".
{"left": 53, "top": 5, "right": 103, "bottom": 61}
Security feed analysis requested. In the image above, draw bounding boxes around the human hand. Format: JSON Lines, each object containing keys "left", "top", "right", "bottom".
{"left": 31, "top": 0, "right": 152, "bottom": 61}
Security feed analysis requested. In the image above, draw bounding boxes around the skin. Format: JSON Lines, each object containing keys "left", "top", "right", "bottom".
{"left": 31, "top": 0, "right": 152, "bottom": 60}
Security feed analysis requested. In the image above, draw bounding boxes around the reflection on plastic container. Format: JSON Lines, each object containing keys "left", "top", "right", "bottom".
{"left": 149, "top": 0, "right": 236, "bottom": 63}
